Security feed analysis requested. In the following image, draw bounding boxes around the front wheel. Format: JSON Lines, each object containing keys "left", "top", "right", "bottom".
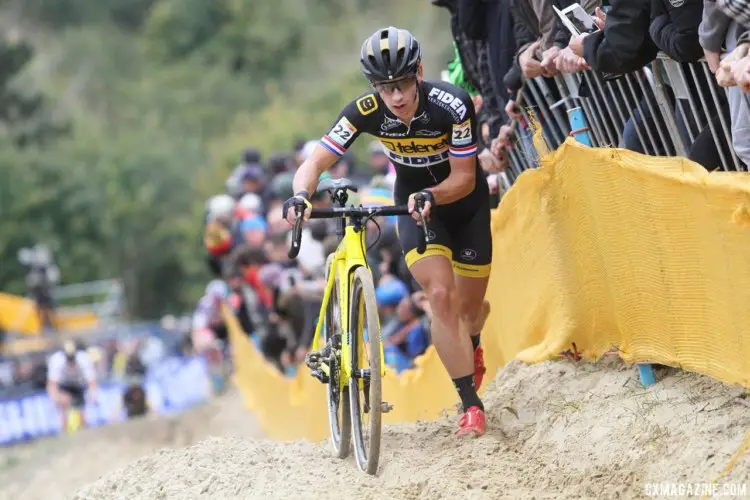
{"left": 348, "top": 267, "right": 382, "bottom": 475}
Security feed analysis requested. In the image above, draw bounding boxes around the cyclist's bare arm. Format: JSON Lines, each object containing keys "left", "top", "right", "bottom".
{"left": 292, "top": 145, "right": 340, "bottom": 197}
{"left": 286, "top": 145, "right": 340, "bottom": 224}
{"left": 425, "top": 155, "right": 477, "bottom": 205}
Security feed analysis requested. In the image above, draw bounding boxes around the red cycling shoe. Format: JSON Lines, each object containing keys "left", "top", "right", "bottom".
{"left": 456, "top": 406, "right": 486, "bottom": 437}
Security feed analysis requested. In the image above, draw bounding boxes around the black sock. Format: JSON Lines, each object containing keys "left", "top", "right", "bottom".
{"left": 470, "top": 333, "right": 481, "bottom": 350}
{"left": 452, "top": 374, "right": 484, "bottom": 412}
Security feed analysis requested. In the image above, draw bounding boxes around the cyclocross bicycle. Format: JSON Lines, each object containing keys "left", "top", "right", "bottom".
{"left": 288, "top": 177, "right": 427, "bottom": 475}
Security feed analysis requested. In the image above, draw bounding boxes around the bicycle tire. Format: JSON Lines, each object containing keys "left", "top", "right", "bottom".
{"left": 348, "top": 266, "right": 382, "bottom": 475}
{"left": 324, "top": 255, "right": 351, "bottom": 458}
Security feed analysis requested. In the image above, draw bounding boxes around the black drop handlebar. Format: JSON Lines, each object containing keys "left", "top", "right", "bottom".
{"left": 287, "top": 198, "right": 429, "bottom": 260}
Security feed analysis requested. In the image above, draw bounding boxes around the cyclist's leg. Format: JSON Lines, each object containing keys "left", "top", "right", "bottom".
{"left": 53, "top": 384, "right": 74, "bottom": 430}
{"left": 398, "top": 214, "right": 478, "bottom": 399}
{"left": 448, "top": 192, "right": 493, "bottom": 387}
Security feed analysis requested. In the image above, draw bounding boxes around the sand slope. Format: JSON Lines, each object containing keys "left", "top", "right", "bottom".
{"left": 68, "top": 358, "right": 750, "bottom": 500}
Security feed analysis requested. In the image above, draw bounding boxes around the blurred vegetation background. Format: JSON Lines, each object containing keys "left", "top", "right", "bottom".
{"left": 0, "top": 0, "right": 451, "bottom": 319}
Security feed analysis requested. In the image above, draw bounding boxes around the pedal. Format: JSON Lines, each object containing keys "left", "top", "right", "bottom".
{"left": 381, "top": 401, "right": 394, "bottom": 413}
{"left": 310, "top": 369, "right": 330, "bottom": 384}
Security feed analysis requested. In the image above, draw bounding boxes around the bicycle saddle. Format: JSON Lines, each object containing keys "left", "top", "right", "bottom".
{"left": 316, "top": 177, "right": 358, "bottom": 194}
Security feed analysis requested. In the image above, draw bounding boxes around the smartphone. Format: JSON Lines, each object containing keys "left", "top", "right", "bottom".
{"left": 554, "top": 3, "right": 600, "bottom": 36}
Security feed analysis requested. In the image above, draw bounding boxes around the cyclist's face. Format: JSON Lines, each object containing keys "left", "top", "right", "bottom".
{"left": 374, "top": 64, "right": 423, "bottom": 121}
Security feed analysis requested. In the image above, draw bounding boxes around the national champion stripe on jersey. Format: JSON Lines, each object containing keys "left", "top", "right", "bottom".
{"left": 449, "top": 144, "right": 477, "bottom": 157}
{"left": 320, "top": 135, "right": 346, "bottom": 156}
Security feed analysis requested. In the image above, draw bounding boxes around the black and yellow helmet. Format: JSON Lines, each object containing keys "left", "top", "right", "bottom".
{"left": 360, "top": 27, "right": 422, "bottom": 83}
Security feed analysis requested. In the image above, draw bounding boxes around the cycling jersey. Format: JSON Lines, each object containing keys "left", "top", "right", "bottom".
{"left": 48, "top": 350, "right": 96, "bottom": 407}
{"left": 319, "top": 80, "right": 492, "bottom": 277}
{"left": 320, "top": 80, "right": 479, "bottom": 189}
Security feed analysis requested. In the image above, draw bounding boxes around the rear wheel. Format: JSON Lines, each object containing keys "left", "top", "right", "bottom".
{"left": 324, "top": 255, "right": 351, "bottom": 458}
{"left": 348, "top": 266, "right": 382, "bottom": 475}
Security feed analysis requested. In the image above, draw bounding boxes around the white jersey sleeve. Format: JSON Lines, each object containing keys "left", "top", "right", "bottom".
{"left": 46, "top": 351, "right": 66, "bottom": 383}
{"left": 75, "top": 351, "right": 97, "bottom": 383}
{"left": 47, "top": 350, "right": 96, "bottom": 384}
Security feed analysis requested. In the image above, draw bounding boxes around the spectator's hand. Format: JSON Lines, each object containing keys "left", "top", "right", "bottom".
{"left": 556, "top": 46, "right": 589, "bottom": 73}
{"left": 568, "top": 33, "right": 589, "bottom": 58}
{"left": 491, "top": 125, "right": 513, "bottom": 157}
{"left": 736, "top": 58, "right": 750, "bottom": 93}
{"left": 487, "top": 174, "right": 499, "bottom": 195}
{"left": 717, "top": 44, "right": 750, "bottom": 87}
{"left": 294, "top": 346, "right": 308, "bottom": 365}
{"left": 280, "top": 349, "right": 292, "bottom": 369}
{"left": 478, "top": 148, "right": 503, "bottom": 174}
{"left": 704, "top": 50, "right": 722, "bottom": 74}
{"left": 594, "top": 6, "right": 607, "bottom": 30}
{"left": 519, "top": 40, "right": 545, "bottom": 79}
{"left": 540, "top": 46, "right": 561, "bottom": 77}
{"left": 505, "top": 99, "right": 522, "bottom": 120}
{"left": 472, "top": 94, "right": 483, "bottom": 113}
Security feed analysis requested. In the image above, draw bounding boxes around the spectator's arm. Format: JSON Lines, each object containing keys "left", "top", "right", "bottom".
{"left": 699, "top": 0, "right": 732, "bottom": 53}
{"left": 582, "top": 1, "right": 658, "bottom": 74}
{"left": 512, "top": 5, "right": 538, "bottom": 63}
{"left": 533, "top": 0, "right": 559, "bottom": 50}
{"left": 649, "top": 13, "right": 704, "bottom": 63}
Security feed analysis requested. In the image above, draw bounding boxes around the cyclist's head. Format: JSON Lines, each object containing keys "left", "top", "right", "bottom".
{"left": 361, "top": 27, "right": 423, "bottom": 120}
{"left": 63, "top": 340, "right": 77, "bottom": 362}
{"left": 360, "top": 27, "right": 422, "bottom": 84}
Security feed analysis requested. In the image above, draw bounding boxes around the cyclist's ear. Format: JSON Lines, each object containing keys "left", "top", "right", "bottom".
{"left": 417, "top": 62, "right": 424, "bottom": 82}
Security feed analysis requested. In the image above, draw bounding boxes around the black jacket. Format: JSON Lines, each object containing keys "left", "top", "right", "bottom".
{"left": 583, "top": 0, "right": 659, "bottom": 75}
{"left": 649, "top": 0, "right": 703, "bottom": 62}
{"left": 460, "top": 0, "right": 517, "bottom": 134}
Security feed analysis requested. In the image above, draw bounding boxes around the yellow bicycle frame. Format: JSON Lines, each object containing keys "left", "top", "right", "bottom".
{"left": 310, "top": 223, "right": 385, "bottom": 390}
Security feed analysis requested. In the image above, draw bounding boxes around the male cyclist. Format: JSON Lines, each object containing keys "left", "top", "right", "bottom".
{"left": 46, "top": 340, "right": 98, "bottom": 430}
{"left": 284, "top": 27, "right": 492, "bottom": 437}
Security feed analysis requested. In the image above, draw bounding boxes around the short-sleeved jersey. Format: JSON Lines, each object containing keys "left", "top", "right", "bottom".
{"left": 319, "top": 80, "right": 478, "bottom": 191}
{"left": 47, "top": 350, "right": 96, "bottom": 386}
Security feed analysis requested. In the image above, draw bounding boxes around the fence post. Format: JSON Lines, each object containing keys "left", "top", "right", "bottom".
{"left": 566, "top": 102, "right": 656, "bottom": 388}
{"left": 567, "top": 107, "right": 592, "bottom": 146}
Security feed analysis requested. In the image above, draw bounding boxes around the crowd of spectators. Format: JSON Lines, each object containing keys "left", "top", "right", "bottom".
{"left": 436, "top": 0, "right": 750, "bottom": 175}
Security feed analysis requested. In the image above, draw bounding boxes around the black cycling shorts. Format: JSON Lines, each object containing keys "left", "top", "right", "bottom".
{"left": 395, "top": 176, "right": 492, "bottom": 279}
{"left": 59, "top": 383, "right": 86, "bottom": 408}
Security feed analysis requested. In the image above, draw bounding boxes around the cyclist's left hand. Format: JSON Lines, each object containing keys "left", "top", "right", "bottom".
{"left": 408, "top": 191, "right": 433, "bottom": 225}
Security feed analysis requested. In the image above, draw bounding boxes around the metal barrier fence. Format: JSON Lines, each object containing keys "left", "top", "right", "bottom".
{"left": 497, "top": 54, "right": 748, "bottom": 186}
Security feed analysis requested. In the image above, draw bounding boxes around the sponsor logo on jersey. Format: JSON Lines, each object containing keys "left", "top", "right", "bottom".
{"left": 379, "top": 131, "right": 409, "bottom": 137}
{"left": 378, "top": 134, "right": 449, "bottom": 168}
{"left": 379, "top": 135, "right": 448, "bottom": 156}
{"left": 328, "top": 116, "right": 357, "bottom": 146}
{"left": 414, "top": 129, "right": 443, "bottom": 137}
{"left": 452, "top": 119, "right": 472, "bottom": 146}
{"left": 427, "top": 87, "right": 468, "bottom": 121}
{"left": 381, "top": 115, "right": 402, "bottom": 131}
{"left": 413, "top": 110, "right": 430, "bottom": 124}
{"left": 356, "top": 94, "right": 379, "bottom": 116}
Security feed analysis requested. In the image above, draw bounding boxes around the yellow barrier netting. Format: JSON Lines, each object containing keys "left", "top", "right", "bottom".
{"left": 0, "top": 292, "right": 99, "bottom": 338}
{"left": 227, "top": 138, "right": 750, "bottom": 440}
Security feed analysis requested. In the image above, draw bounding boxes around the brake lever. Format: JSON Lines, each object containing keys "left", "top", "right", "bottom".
{"left": 413, "top": 195, "right": 429, "bottom": 255}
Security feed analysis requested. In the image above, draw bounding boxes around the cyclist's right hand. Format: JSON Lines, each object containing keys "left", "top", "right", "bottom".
{"left": 283, "top": 192, "right": 312, "bottom": 226}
